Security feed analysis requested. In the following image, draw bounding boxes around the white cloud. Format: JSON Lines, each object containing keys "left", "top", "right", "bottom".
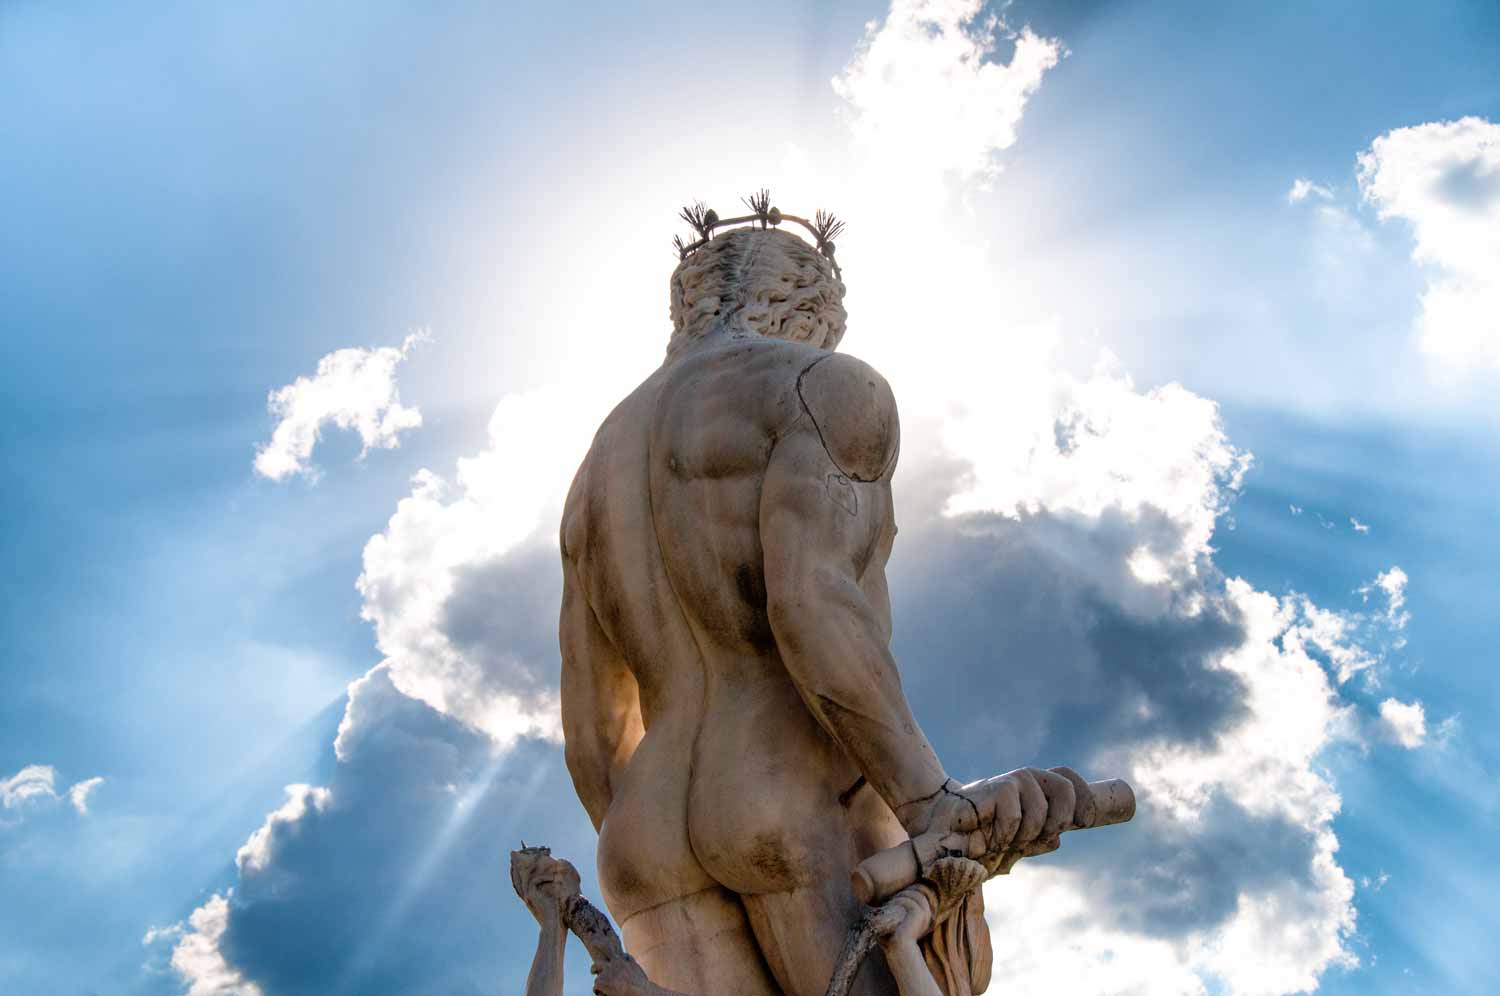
{"left": 1288, "top": 178, "right": 1334, "bottom": 203}
{"left": 990, "top": 847, "right": 1354, "bottom": 996}
{"left": 987, "top": 865, "right": 1208, "bottom": 995}
{"left": 1357, "top": 117, "right": 1500, "bottom": 363}
{"left": 833, "top": 0, "right": 1062, "bottom": 189}
{"left": 235, "top": 784, "right": 330, "bottom": 875}
{"left": 1287, "top": 596, "right": 1376, "bottom": 685}
{"left": 1281, "top": 566, "right": 1412, "bottom": 690}
{"left": 354, "top": 387, "right": 612, "bottom": 744}
{"left": 142, "top": 923, "right": 184, "bottom": 946}
{"left": 1, "top": 764, "right": 58, "bottom": 811}
{"left": 945, "top": 360, "right": 1251, "bottom": 580}
{"left": 1, "top": 764, "right": 106, "bottom": 823}
{"left": 1359, "top": 566, "right": 1410, "bottom": 630}
{"left": 169, "top": 893, "right": 263, "bottom": 996}
{"left": 253, "top": 332, "right": 427, "bottom": 481}
{"left": 1289, "top": 504, "right": 1303, "bottom": 515}
{"left": 1378, "top": 697, "right": 1427, "bottom": 748}
{"left": 1350, "top": 517, "right": 1370, "bottom": 534}
{"left": 66, "top": 776, "right": 104, "bottom": 814}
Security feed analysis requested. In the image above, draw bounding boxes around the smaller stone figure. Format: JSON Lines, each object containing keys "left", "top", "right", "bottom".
{"left": 511, "top": 845, "right": 681, "bottom": 996}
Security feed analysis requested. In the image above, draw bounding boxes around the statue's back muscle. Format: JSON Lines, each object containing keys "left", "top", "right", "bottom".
{"left": 648, "top": 337, "right": 815, "bottom": 661}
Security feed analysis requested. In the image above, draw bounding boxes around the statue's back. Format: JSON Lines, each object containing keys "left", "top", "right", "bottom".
{"left": 560, "top": 339, "right": 815, "bottom": 994}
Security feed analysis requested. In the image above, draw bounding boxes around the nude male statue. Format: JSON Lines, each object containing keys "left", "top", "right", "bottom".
{"left": 558, "top": 220, "right": 1093, "bottom": 996}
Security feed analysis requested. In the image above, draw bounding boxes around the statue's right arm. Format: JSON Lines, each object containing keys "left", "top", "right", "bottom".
{"left": 761, "top": 354, "right": 951, "bottom": 823}
{"left": 560, "top": 553, "right": 645, "bottom": 832}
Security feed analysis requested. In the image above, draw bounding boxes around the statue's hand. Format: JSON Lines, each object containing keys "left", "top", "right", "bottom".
{"left": 590, "top": 954, "right": 655, "bottom": 996}
{"left": 509, "top": 848, "right": 582, "bottom": 927}
{"left": 905, "top": 767, "right": 1094, "bottom": 873}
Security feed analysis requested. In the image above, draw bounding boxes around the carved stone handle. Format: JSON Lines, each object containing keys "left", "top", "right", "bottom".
{"left": 850, "top": 778, "right": 1135, "bottom": 906}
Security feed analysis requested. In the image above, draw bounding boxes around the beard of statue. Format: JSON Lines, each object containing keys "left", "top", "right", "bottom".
{"left": 667, "top": 227, "right": 848, "bottom": 356}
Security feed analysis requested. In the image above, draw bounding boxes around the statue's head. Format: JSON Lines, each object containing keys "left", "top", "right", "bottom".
{"left": 668, "top": 226, "right": 847, "bottom": 355}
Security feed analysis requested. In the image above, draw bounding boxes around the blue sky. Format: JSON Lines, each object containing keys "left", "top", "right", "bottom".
{"left": 1, "top": 2, "right": 1497, "bottom": 994}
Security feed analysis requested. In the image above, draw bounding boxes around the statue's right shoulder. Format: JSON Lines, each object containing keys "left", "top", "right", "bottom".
{"left": 794, "top": 352, "right": 899, "bottom": 483}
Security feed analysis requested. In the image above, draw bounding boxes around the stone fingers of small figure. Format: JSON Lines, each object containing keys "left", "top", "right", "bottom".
{"left": 881, "top": 890, "right": 935, "bottom": 948}
{"left": 510, "top": 851, "right": 582, "bottom": 925}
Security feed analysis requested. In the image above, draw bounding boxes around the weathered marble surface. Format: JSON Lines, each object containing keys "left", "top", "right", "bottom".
{"left": 518, "top": 220, "right": 1134, "bottom": 996}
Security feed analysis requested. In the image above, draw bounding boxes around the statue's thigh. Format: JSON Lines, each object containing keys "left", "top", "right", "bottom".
{"left": 742, "top": 884, "right": 899, "bottom": 996}
{"left": 621, "top": 886, "right": 782, "bottom": 995}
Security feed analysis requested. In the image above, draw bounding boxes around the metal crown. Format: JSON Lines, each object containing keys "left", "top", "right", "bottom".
{"left": 673, "top": 189, "right": 845, "bottom": 275}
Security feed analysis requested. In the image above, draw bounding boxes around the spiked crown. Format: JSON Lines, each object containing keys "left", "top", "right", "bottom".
{"left": 672, "top": 189, "right": 846, "bottom": 276}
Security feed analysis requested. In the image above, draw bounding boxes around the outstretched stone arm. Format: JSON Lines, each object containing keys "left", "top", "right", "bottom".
{"left": 761, "top": 394, "right": 950, "bottom": 819}
{"left": 559, "top": 555, "right": 645, "bottom": 831}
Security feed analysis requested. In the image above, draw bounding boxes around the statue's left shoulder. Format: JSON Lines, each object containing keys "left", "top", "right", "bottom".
{"left": 795, "top": 352, "right": 899, "bottom": 483}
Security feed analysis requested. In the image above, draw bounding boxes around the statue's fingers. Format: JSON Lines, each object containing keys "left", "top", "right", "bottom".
{"left": 511, "top": 862, "right": 534, "bottom": 900}
{"left": 994, "top": 850, "right": 1024, "bottom": 875}
{"left": 946, "top": 794, "right": 979, "bottom": 835}
{"left": 1031, "top": 767, "right": 1076, "bottom": 839}
{"left": 1010, "top": 768, "right": 1047, "bottom": 849}
{"left": 558, "top": 859, "right": 582, "bottom": 895}
{"left": 1049, "top": 766, "right": 1095, "bottom": 828}
{"left": 892, "top": 894, "right": 934, "bottom": 944}
{"left": 1019, "top": 834, "right": 1061, "bottom": 858}
{"left": 986, "top": 776, "right": 1023, "bottom": 854}
{"left": 951, "top": 775, "right": 1006, "bottom": 834}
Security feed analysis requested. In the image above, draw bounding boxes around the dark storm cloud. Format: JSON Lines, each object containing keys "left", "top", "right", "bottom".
{"left": 886, "top": 502, "right": 1326, "bottom": 938}
{"left": 214, "top": 667, "right": 595, "bottom": 996}
{"left": 892, "top": 505, "right": 1248, "bottom": 769}
{"left": 438, "top": 541, "right": 564, "bottom": 704}
{"left": 1084, "top": 794, "right": 1323, "bottom": 937}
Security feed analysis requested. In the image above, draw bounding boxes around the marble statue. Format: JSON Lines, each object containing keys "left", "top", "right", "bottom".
{"left": 513, "top": 197, "right": 1135, "bottom": 996}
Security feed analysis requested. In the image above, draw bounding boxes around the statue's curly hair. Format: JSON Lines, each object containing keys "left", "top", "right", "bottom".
{"left": 668, "top": 228, "right": 847, "bottom": 355}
